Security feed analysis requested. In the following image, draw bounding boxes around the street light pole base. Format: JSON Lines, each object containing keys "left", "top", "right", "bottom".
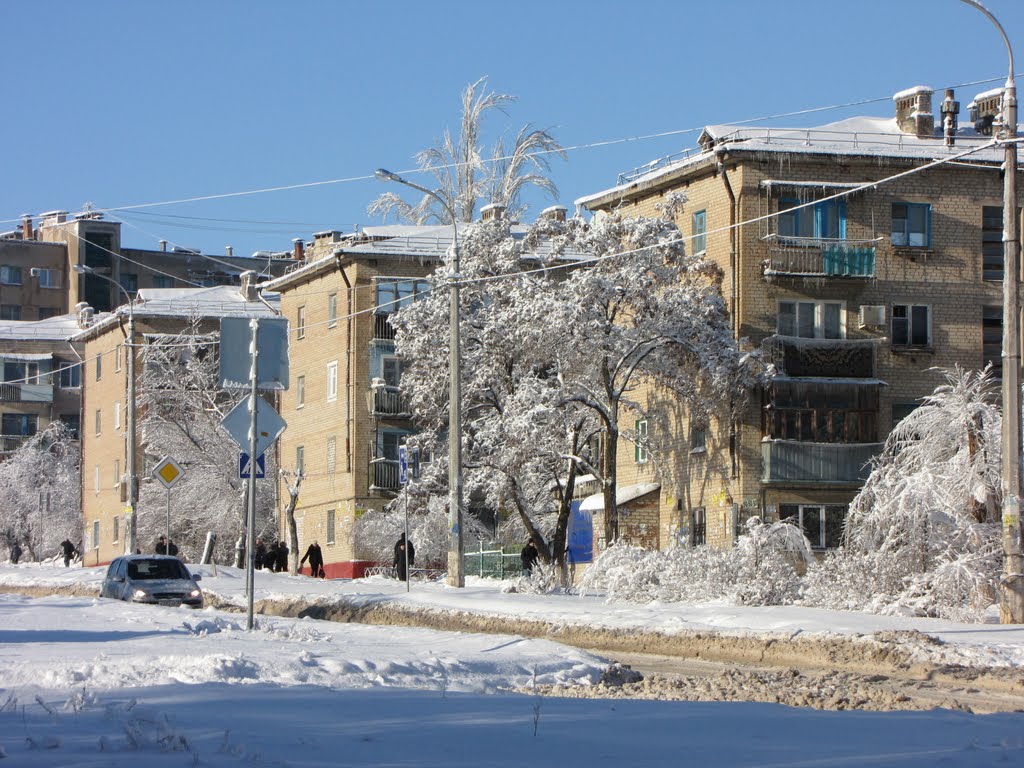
{"left": 447, "top": 550, "right": 464, "bottom": 588}
{"left": 1000, "top": 572, "right": 1024, "bottom": 624}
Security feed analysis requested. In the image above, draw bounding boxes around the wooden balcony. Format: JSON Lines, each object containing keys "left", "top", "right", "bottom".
{"left": 370, "top": 458, "right": 400, "bottom": 491}
{"left": 761, "top": 440, "right": 881, "bottom": 485}
{"left": 0, "top": 382, "right": 53, "bottom": 403}
{"left": 764, "top": 239, "right": 876, "bottom": 279}
{"left": 367, "top": 384, "right": 411, "bottom": 418}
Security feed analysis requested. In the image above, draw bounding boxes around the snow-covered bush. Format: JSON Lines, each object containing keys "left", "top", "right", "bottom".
{"left": 580, "top": 519, "right": 811, "bottom": 606}
{"left": 353, "top": 495, "right": 451, "bottom": 568}
{"left": 802, "top": 367, "right": 1002, "bottom": 621}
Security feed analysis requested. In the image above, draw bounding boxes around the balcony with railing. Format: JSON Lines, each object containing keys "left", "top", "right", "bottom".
{"left": 761, "top": 440, "right": 881, "bottom": 485}
{"left": 0, "top": 434, "right": 31, "bottom": 453}
{"left": 367, "top": 383, "right": 411, "bottom": 418}
{"left": 762, "top": 336, "right": 877, "bottom": 379}
{"left": 763, "top": 237, "right": 877, "bottom": 279}
{"left": 0, "top": 382, "right": 53, "bottom": 403}
{"left": 373, "top": 313, "right": 397, "bottom": 341}
{"left": 370, "top": 458, "right": 400, "bottom": 491}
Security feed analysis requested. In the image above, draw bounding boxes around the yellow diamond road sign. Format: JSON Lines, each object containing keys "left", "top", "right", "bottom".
{"left": 154, "top": 456, "right": 184, "bottom": 489}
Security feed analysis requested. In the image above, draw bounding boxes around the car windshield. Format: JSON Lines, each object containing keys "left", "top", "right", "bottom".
{"left": 127, "top": 559, "right": 192, "bottom": 581}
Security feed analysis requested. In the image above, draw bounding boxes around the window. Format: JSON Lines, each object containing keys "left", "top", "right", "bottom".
{"left": 692, "top": 210, "right": 707, "bottom": 254}
{"left": 778, "top": 199, "right": 846, "bottom": 240}
{"left": 296, "top": 445, "right": 305, "bottom": 475}
{"left": 891, "top": 402, "right": 920, "bottom": 428}
{"left": 153, "top": 276, "right": 175, "bottom": 289}
{"left": 4, "top": 361, "right": 41, "bottom": 384}
{"left": 114, "top": 402, "right": 122, "bottom": 430}
{"left": 327, "top": 508, "right": 336, "bottom": 544}
{"left": 765, "top": 380, "right": 878, "bottom": 443}
{"left": 36, "top": 269, "right": 61, "bottom": 289}
{"left": 96, "top": 352, "right": 102, "bottom": 381}
{"left": 327, "top": 436, "right": 337, "bottom": 474}
{"left": 328, "top": 293, "right": 338, "bottom": 327}
{"left": 296, "top": 374, "right": 305, "bottom": 408}
{"left": 382, "top": 357, "right": 406, "bottom": 387}
{"left": 892, "top": 304, "right": 930, "bottom": 348}
{"left": 59, "top": 414, "right": 80, "bottom": 437}
{"left": 983, "top": 206, "right": 1004, "bottom": 281}
{"left": 635, "top": 419, "right": 649, "bottom": 464}
{"left": 38, "top": 307, "right": 61, "bottom": 320}
{"left": 115, "top": 345, "right": 122, "bottom": 372}
{"left": 113, "top": 515, "right": 120, "bottom": 544}
{"left": 95, "top": 409, "right": 101, "bottom": 436}
{"left": 59, "top": 362, "right": 81, "bottom": 388}
{"left": 327, "top": 361, "right": 338, "bottom": 402}
{"left": 780, "top": 503, "right": 847, "bottom": 549}
{"left": 92, "top": 520, "right": 99, "bottom": 550}
{"left": 375, "top": 279, "right": 431, "bottom": 314}
{"left": 113, "top": 459, "right": 120, "bottom": 487}
{"left": 983, "top": 306, "right": 1003, "bottom": 378}
{"left": 0, "top": 266, "right": 22, "bottom": 285}
{"left": 0, "top": 305, "right": 21, "bottom": 321}
{"left": 94, "top": 465, "right": 100, "bottom": 494}
{"left": 690, "top": 425, "right": 706, "bottom": 453}
{"left": 692, "top": 507, "right": 706, "bottom": 546}
{"left": 777, "top": 300, "right": 844, "bottom": 339}
{"left": 891, "top": 202, "right": 931, "bottom": 247}
{"left": 119, "top": 272, "right": 138, "bottom": 297}
{"left": 1, "top": 413, "right": 37, "bottom": 437}
{"left": 297, "top": 306, "right": 306, "bottom": 339}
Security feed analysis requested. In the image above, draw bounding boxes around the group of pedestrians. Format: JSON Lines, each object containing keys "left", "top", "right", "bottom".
{"left": 253, "top": 538, "right": 290, "bottom": 572}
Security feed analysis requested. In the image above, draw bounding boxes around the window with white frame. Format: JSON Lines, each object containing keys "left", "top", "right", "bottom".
{"left": 375, "top": 279, "right": 431, "bottom": 314}
{"left": 115, "top": 345, "right": 122, "bottom": 372}
{"left": 328, "top": 293, "right": 338, "bottom": 327}
{"left": 94, "top": 465, "right": 100, "bottom": 494}
{"left": 892, "top": 304, "right": 930, "bottom": 348}
{"left": 635, "top": 419, "right": 649, "bottom": 464}
{"left": 692, "top": 507, "right": 706, "bottom": 546}
{"left": 113, "top": 459, "right": 120, "bottom": 488}
{"left": 96, "top": 353, "right": 102, "bottom": 381}
{"left": 779, "top": 503, "right": 847, "bottom": 549}
{"left": 326, "top": 362, "right": 338, "bottom": 402}
{"left": 92, "top": 520, "right": 99, "bottom": 550}
{"left": 0, "top": 305, "right": 21, "bottom": 321}
{"left": 114, "top": 402, "right": 121, "bottom": 430}
{"left": 296, "top": 374, "right": 305, "bottom": 408}
{"left": 296, "top": 445, "right": 305, "bottom": 475}
{"left": 777, "top": 300, "right": 844, "bottom": 339}
{"left": 690, "top": 425, "right": 706, "bottom": 453}
{"left": 59, "top": 362, "right": 81, "bottom": 388}
{"left": 95, "top": 409, "right": 101, "bottom": 436}
{"left": 297, "top": 306, "right": 306, "bottom": 339}
{"left": 113, "top": 515, "right": 119, "bottom": 543}
{"left": 778, "top": 199, "right": 846, "bottom": 240}
{"left": 36, "top": 269, "right": 62, "bottom": 289}
{"left": 891, "top": 202, "right": 931, "bottom": 247}
{"left": 692, "top": 210, "right": 707, "bottom": 254}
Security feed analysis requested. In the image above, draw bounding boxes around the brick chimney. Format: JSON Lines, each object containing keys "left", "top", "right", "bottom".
{"left": 20, "top": 215, "right": 32, "bottom": 240}
{"left": 239, "top": 270, "right": 259, "bottom": 302}
{"left": 893, "top": 85, "right": 935, "bottom": 138}
{"left": 940, "top": 89, "right": 960, "bottom": 147}
{"left": 480, "top": 203, "right": 505, "bottom": 222}
{"left": 292, "top": 238, "right": 305, "bottom": 260}
{"left": 540, "top": 205, "right": 567, "bottom": 223}
{"left": 969, "top": 87, "right": 1003, "bottom": 136}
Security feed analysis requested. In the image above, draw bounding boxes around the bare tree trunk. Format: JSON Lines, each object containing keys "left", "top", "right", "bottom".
{"left": 282, "top": 472, "right": 304, "bottom": 575}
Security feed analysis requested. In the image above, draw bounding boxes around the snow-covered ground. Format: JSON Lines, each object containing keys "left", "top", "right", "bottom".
{"left": 2, "top": 562, "right": 1024, "bottom": 766}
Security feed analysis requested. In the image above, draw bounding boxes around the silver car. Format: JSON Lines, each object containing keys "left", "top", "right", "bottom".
{"left": 100, "top": 554, "right": 203, "bottom": 608}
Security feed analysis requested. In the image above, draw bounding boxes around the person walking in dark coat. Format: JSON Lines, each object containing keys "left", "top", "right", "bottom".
{"left": 393, "top": 534, "right": 414, "bottom": 581}
{"left": 265, "top": 541, "right": 279, "bottom": 571}
{"left": 275, "top": 541, "right": 289, "bottom": 573}
{"left": 60, "top": 539, "right": 77, "bottom": 567}
{"left": 155, "top": 535, "right": 168, "bottom": 555}
{"left": 300, "top": 541, "right": 325, "bottom": 578}
{"left": 167, "top": 540, "right": 179, "bottom": 557}
{"left": 520, "top": 538, "right": 540, "bottom": 576}
{"left": 10, "top": 542, "right": 22, "bottom": 564}
{"left": 254, "top": 538, "right": 267, "bottom": 570}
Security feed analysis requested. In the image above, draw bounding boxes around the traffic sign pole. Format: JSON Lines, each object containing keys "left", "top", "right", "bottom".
{"left": 246, "top": 319, "right": 259, "bottom": 631}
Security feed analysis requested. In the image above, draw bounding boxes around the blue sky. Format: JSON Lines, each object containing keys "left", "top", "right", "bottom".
{"left": 1, "top": 0, "right": 1022, "bottom": 260}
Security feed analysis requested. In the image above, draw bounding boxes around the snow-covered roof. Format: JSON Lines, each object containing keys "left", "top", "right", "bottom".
{"left": 579, "top": 482, "right": 660, "bottom": 512}
{"left": 73, "top": 285, "right": 279, "bottom": 342}
{"left": 576, "top": 114, "right": 1015, "bottom": 209}
{"left": 0, "top": 313, "right": 82, "bottom": 342}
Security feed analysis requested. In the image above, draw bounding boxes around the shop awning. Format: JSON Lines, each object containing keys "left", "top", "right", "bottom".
{"left": 580, "top": 482, "right": 660, "bottom": 512}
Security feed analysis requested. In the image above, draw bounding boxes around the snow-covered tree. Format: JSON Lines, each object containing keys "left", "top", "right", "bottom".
{"left": 389, "top": 198, "right": 758, "bottom": 581}
{"left": 802, "top": 367, "right": 1002, "bottom": 621}
{"left": 368, "top": 77, "right": 566, "bottom": 224}
{"left": 546, "top": 199, "right": 761, "bottom": 542}
{"left": 137, "top": 321, "right": 277, "bottom": 562}
{"left": 0, "top": 422, "right": 80, "bottom": 561}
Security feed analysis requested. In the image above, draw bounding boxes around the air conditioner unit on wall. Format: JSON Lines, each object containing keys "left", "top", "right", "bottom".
{"left": 858, "top": 305, "right": 886, "bottom": 328}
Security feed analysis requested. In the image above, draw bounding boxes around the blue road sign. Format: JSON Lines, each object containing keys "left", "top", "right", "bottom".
{"left": 398, "top": 446, "right": 408, "bottom": 485}
{"left": 239, "top": 452, "right": 266, "bottom": 479}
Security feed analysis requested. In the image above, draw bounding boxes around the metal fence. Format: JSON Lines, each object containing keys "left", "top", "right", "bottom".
{"left": 465, "top": 544, "right": 523, "bottom": 579}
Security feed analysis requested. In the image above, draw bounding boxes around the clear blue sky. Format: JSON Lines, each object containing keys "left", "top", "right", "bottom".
{"left": 1, "top": 0, "right": 1021, "bottom": 261}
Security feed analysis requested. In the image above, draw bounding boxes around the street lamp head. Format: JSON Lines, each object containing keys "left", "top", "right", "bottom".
{"left": 72, "top": 264, "right": 91, "bottom": 275}
{"left": 375, "top": 168, "right": 403, "bottom": 184}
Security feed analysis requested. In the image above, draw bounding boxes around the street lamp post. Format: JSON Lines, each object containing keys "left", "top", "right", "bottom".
{"left": 374, "top": 168, "right": 465, "bottom": 587}
{"left": 74, "top": 264, "right": 138, "bottom": 556}
{"left": 960, "top": 0, "right": 1023, "bottom": 623}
